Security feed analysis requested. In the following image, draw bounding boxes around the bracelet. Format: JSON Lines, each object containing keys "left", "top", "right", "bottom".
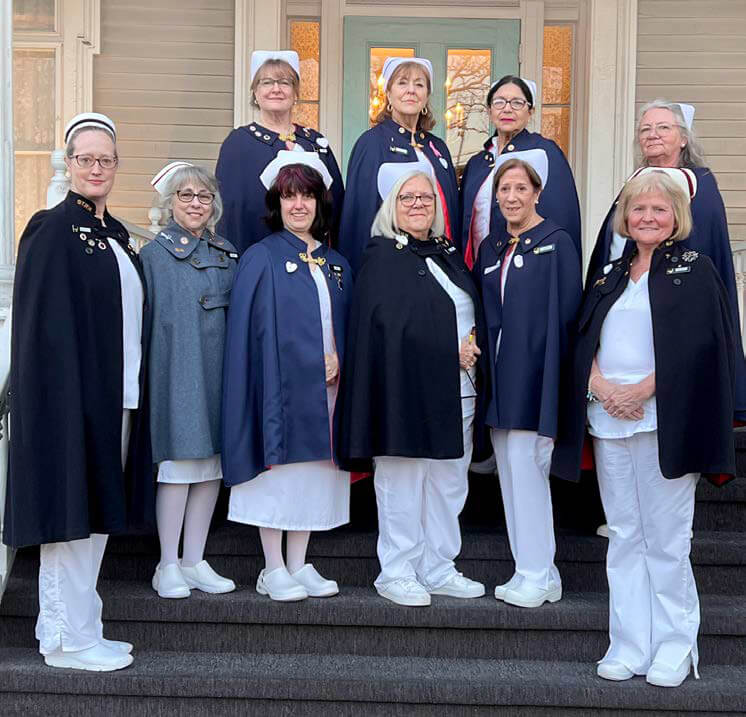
{"left": 587, "top": 373, "right": 602, "bottom": 402}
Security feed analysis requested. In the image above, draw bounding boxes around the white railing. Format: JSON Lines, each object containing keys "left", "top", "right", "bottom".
{"left": 0, "top": 312, "right": 12, "bottom": 601}
{"left": 731, "top": 240, "right": 746, "bottom": 352}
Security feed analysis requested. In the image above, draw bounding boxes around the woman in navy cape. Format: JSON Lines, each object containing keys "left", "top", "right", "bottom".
{"left": 459, "top": 75, "right": 581, "bottom": 268}
{"left": 586, "top": 100, "right": 745, "bottom": 419}
{"left": 222, "top": 152, "right": 352, "bottom": 602}
{"left": 339, "top": 57, "right": 459, "bottom": 273}
{"left": 473, "top": 149, "right": 582, "bottom": 609}
{"left": 215, "top": 50, "right": 343, "bottom": 255}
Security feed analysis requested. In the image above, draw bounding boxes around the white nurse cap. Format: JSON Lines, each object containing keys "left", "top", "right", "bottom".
{"left": 381, "top": 57, "right": 434, "bottom": 87}
{"left": 675, "top": 103, "right": 695, "bottom": 131}
{"left": 635, "top": 166, "right": 698, "bottom": 202}
{"left": 250, "top": 51, "right": 300, "bottom": 83}
{"left": 488, "top": 77, "right": 538, "bottom": 106}
{"left": 493, "top": 148, "right": 549, "bottom": 189}
{"left": 259, "top": 150, "right": 333, "bottom": 190}
{"left": 64, "top": 112, "right": 116, "bottom": 144}
{"left": 151, "top": 161, "right": 195, "bottom": 195}
{"left": 376, "top": 160, "right": 435, "bottom": 200}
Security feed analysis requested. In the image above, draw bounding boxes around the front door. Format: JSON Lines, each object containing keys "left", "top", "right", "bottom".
{"left": 342, "top": 17, "right": 520, "bottom": 174}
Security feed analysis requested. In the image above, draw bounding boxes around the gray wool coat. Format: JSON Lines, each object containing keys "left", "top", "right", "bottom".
{"left": 140, "top": 220, "right": 238, "bottom": 463}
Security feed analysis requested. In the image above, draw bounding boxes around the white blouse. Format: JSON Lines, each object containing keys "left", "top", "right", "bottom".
{"left": 108, "top": 238, "right": 144, "bottom": 409}
{"left": 587, "top": 271, "right": 657, "bottom": 438}
{"left": 426, "top": 258, "right": 477, "bottom": 398}
{"left": 471, "top": 139, "right": 499, "bottom": 258}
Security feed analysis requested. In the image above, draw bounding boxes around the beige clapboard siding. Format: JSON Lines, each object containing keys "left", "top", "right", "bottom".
{"left": 637, "top": 0, "right": 746, "bottom": 241}
{"left": 94, "top": 0, "right": 234, "bottom": 227}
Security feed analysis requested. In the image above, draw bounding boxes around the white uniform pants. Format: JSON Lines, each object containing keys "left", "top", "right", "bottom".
{"left": 36, "top": 410, "right": 131, "bottom": 655}
{"left": 594, "top": 430, "right": 700, "bottom": 677}
{"left": 491, "top": 429, "right": 560, "bottom": 589}
{"left": 373, "top": 403, "right": 474, "bottom": 590}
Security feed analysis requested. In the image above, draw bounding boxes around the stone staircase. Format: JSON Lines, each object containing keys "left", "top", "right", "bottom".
{"left": 1, "top": 442, "right": 745, "bottom": 716}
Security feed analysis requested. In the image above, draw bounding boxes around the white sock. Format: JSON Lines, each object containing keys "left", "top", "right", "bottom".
{"left": 259, "top": 528, "right": 285, "bottom": 572}
{"left": 286, "top": 531, "right": 311, "bottom": 574}
{"left": 181, "top": 479, "right": 221, "bottom": 568}
{"left": 155, "top": 484, "right": 189, "bottom": 566}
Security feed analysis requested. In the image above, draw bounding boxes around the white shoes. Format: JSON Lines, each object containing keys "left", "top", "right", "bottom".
{"left": 180, "top": 560, "right": 236, "bottom": 594}
{"left": 152, "top": 562, "right": 191, "bottom": 599}
{"left": 376, "top": 578, "right": 431, "bottom": 607}
{"left": 646, "top": 654, "right": 692, "bottom": 688}
{"left": 256, "top": 567, "right": 308, "bottom": 601}
{"left": 429, "top": 573, "right": 485, "bottom": 598}
{"left": 597, "top": 660, "right": 634, "bottom": 681}
{"left": 44, "top": 643, "right": 133, "bottom": 672}
{"left": 494, "top": 574, "right": 523, "bottom": 601}
{"left": 290, "top": 564, "right": 339, "bottom": 597}
{"left": 101, "top": 638, "right": 133, "bottom": 654}
{"left": 504, "top": 580, "right": 562, "bottom": 608}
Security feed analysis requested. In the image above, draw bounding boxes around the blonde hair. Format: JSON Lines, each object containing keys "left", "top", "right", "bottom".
{"left": 373, "top": 61, "right": 436, "bottom": 132}
{"left": 613, "top": 171, "right": 692, "bottom": 243}
{"left": 250, "top": 59, "right": 300, "bottom": 109}
{"left": 370, "top": 170, "right": 445, "bottom": 239}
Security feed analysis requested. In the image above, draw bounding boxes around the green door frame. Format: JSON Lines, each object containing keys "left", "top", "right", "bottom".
{"left": 342, "top": 16, "right": 520, "bottom": 171}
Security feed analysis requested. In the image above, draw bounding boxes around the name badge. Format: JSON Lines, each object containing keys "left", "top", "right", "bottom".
{"left": 484, "top": 261, "right": 501, "bottom": 275}
{"left": 666, "top": 265, "right": 691, "bottom": 275}
{"left": 533, "top": 243, "right": 555, "bottom": 255}
{"left": 390, "top": 146, "right": 409, "bottom": 155}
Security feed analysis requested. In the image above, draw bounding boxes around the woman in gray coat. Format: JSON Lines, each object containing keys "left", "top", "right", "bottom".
{"left": 141, "top": 162, "right": 238, "bottom": 598}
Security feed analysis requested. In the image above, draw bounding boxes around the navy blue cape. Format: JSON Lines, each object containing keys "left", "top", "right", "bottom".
{"left": 215, "top": 122, "right": 344, "bottom": 255}
{"left": 474, "top": 218, "right": 582, "bottom": 439}
{"left": 459, "top": 130, "right": 581, "bottom": 266}
{"left": 221, "top": 229, "right": 352, "bottom": 486}
{"left": 338, "top": 118, "right": 460, "bottom": 273}
{"left": 586, "top": 165, "right": 746, "bottom": 419}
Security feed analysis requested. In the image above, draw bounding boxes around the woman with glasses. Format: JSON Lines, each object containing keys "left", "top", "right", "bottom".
{"left": 339, "top": 57, "right": 459, "bottom": 273}
{"left": 140, "top": 162, "right": 238, "bottom": 600}
{"left": 474, "top": 150, "right": 581, "bottom": 608}
{"left": 4, "top": 112, "right": 154, "bottom": 671}
{"left": 216, "top": 51, "right": 344, "bottom": 255}
{"left": 459, "top": 75, "right": 581, "bottom": 268}
{"left": 340, "top": 162, "right": 485, "bottom": 606}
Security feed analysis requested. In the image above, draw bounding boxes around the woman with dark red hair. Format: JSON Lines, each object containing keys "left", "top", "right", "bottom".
{"left": 221, "top": 152, "right": 352, "bottom": 602}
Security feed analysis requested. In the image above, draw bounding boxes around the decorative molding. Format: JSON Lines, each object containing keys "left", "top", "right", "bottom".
{"left": 346, "top": 0, "right": 519, "bottom": 5}
{"left": 520, "top": 0, "right": 544, "bottom": 132}
{"left": 0, "top": 0, "right": 15, "bottom": 328}
{"left": 320, "top": 0, "right": 345, "bottom": 154}
{"left": 61, "top": 0, "right": 101, "bottom": 122}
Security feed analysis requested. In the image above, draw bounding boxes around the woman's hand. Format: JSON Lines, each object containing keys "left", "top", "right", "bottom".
{"left": 598, "top": 373, "right": 655, "bottom": 421}
{"left": 459, "top": 333, "right": 481, "bottom": 370}
{"left": 324, "top": 352, "right": 339, "bottom": 385}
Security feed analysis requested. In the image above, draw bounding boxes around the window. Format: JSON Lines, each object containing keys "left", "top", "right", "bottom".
{"left": 288, "top": 18, "right": 321, "bottom": 129}
{"left": 541, "top": 25, "right": 573, "bottom": 158}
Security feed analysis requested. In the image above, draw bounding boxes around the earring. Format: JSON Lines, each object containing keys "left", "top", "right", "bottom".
{"left": 421, "top": 106, "right": 428, "bottom": 116}
{"left": 387, "top": 103, "right": 393, "bottom": 112}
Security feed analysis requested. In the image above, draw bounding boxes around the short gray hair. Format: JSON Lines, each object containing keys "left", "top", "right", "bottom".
{"left": 637, "top": 99, "right": 706, "bottom": 169}
{"left": 65, "top": 127, "right": 117, "bottom": 158}
{"left": 157, "top": 164, "right": 223, "bottom": 231}
{"left": 370, "top": 170, "right": 445, "bottom": 240}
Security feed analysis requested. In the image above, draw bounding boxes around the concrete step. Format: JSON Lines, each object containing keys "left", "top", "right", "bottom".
{"left": 2, "top": 578, "right": 744, "bottom": 665}
{"left": 1, "top": 649, "right": 745, "bottom": 716}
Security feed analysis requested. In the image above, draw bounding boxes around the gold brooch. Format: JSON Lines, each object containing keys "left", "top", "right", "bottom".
{"left": 299, "top": 252, "right": 327, "bottom": 267}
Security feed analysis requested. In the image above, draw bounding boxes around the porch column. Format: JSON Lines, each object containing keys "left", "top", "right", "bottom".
{"left": 581, "top": 0, "right": 638, "bottom": 271}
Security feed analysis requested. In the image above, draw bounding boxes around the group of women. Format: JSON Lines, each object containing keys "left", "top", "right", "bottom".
{"left": 3, "top": 48, "right": 740, "bottom": 692}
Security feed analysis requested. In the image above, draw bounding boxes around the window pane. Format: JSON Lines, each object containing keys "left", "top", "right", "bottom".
{"left": 13, "top": 0, "right": 55, "bottom": 31}
{"left": 445, "top": 48, "right": 491, "bottom": 171}
{"left": 293, "top": 102, "right": 319, "bottom": 131}
{"left": 542, "top": 26, "right": 572, "bottom": 106}
{"left": 369, "top": 47, "right": 415, "bottom": 124}
{"left": 289, "top": 20, "right": 320, "bottom": 102}
{"left": 14, "top": 153, "right": 53, "bottom": 247}
{"left": 13, "top": 48, "right": 56, "bottom": 150}
{"left": 541, "top": 106, "right": 571, "bottom": 157}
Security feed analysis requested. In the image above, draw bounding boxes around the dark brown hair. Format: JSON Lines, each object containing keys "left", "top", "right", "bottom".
{"left": 265, "top": 164, "right": 333, "bottom": 243}
{"left": 486, "top": 75, "right": 535, "bottom": 108}
{"left": 373, "top": 61, "right": 436, "bottom": 132}
{"left": 493, "top": 158, "right": 542, "bottom": 193}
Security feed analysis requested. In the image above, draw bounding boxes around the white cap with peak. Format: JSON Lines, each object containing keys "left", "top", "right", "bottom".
{"left": 376, "top": 160, "right": 435, "bottom": 200}
{"left": 64, "top": 112, "right": 116, "bottom": 144}
{"left": 259, "top": 150, "right": 333, "bottom": 190}
{"left": 381, "top": 57, "right": 433, "bottom": 87}
{"left": 250, "top": 51, "right": 300, "bottom": 83}
{"left": 151, "top": 161, "right": 195, "bottom": 195}
{"left": 494, "top": 148, "right": 549, "bottom": 189}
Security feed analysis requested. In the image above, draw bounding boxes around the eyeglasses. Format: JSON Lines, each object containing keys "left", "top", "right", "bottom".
{"left": 176, "top": 190, "right": 215, "bottom": 205}
{"left": 398, "top": 192, "right": 435, "bottom": 207}
{"left": 491, "top": 98, "right": 529, "bottom": 110}
{"left": 257, "top": 78, "right": 293, "bottom": 89}
{"left": 639, "top": 123, "right": 678, "bottom": 137}
{"left": 72, "top": 154, "right": 118, "bottom": 169}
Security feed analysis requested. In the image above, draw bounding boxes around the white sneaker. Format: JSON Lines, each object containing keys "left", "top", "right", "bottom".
{"left": 504, "top": 580, "right": 562, "bottom": 608}
{"left": 180, "top": 560, "right": 236, "bottom": 594}
{"left": 290, "top": 564, "right": 339, "bottom": 597}
{"left": 152, "top": 563, "right": 191, "bottom": 599}
{"left": 494, "top": 573, "right": 523, "bottom": 601}
{"left": 44, "top": 643, "right": 133, "bottom": 672}
{"left": 597, "top": 660, "right": 634, "bottom": 681}
{"left": 469, "top": 454, "right": 497, "bottom": 475}
{"left": 429, "top": 573, "right": 485, "bottom": 598}
{"left": 101, "top": 638, "right": 133, "bottom": 654}
{"left": 256, "top": 567, "right": 308, "bottom": 601}
{"left": 376, "top": 578, "right": 431, "bottom": 607}
{"left": 646, "top": 654, "right": 691, "bottom": 688}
